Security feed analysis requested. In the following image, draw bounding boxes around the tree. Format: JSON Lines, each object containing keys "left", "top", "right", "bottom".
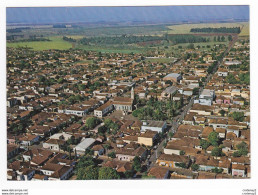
{"left": 208, "top": 132, "right": 219, "bottom": 147}
{"left": 98, "top": 167, "right": 120, "bottom": 180}
{"left": 180, "top": 150, "right": 185, "bottom": 155}
{"left": 175, "top": 162, "right": 187, "bottom": 168}
{"left": 211, "top": 147, "right": 223, "bottom": 157}
{"left": 231, "top": 112, "right": 245, "bottom": 122}
{"left": 200, "top": 139, "right": 211, "bottom": 150}
{"left": 168, "top": 132, "right": 174, "bottom": 139}
{"left": 85, "top": 117, "right": 101, "bottom": 129}
{"left": 76, "top": 156, "right": 95, "bottom": 170}
{"left": 228, "top": 35, "right": 233, "bottom": 41}
{"left": 133, "top": 156, "right": 142, "bottom": 172}
{"left": 108, "top": 152, "right": 116, "bottom": 159}
{"left": 233, "top": 141, "right": 249, "bottom": 156}
{"left": 211, "top": 167, "right": 223, "bottom": 174}
{"left": 77, "top": 165, "right": 99, "bottom": 180}
{"left": 191, "top": 164, "right": 199, "bottom": 171}
{"left": 219, "top": 109, "right": 226, "bottom": 117}
{"left": 193, "top": 88, "right": 199, "bottom": 95}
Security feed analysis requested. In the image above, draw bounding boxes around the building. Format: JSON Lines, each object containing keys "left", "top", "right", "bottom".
{"left": 163, "top": 73, "right": 182, "bottom": 83}
{"left": 138, "top": 130, "right": 158, "bottom": 147}
{"left": 141, "top": 120, "right": 167, "bottom": 133}
{"left": 113, "top": 88, "right": 134, "bottom": 113}
{"left": 73, "top": 138, "right": 95, "bottom": 155}
{"left": 194, "top": 89, "right": 215, "bottom": 106}
{"left": 161, "top": 86, "right": 177, "bottom": 99}
{"left": 94, "top": 101, "right": 114, "bottom": 117}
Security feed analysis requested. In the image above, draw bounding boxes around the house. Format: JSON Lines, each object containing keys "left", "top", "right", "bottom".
{"left": 195, "top": 155, "right": 219, "bottom": 172}
{"left": 232, "top": 164, "right": 246, "bottom": 177}
{"left": 19, "top": 135, "right": 40, "bottom": 147}
{"left": 22, "top": 149, "right": 53, "bottom": 165}
{"left": 115, "top": 146, "right": 147, "bottom": 161}
{"left": 156, "top": 154, "right": 190, "bottom": 168}
{"left": 138, "top": 130, "right": 158, "bottom": 147}
{"left": 16, "top": 168, "right": 35, "bottom": 181}
{"left": 31, "top": 174, "right": 48, "bottom": 181}
{"left": 43, "top": 139, "right": 66, "bottom": 151}
{"left": 163, "top": 73, "right": 182, "bottom": 83}
{"left": 94, "top": 101, "right": 114, "bottom": 118}
{"left": 217, "top": 68, "right": 228, "bottom": 77}
{"left": 170, "top": 168, "right": 195, "bottom": 179}
{"left": 7, "top": 145, "right": 19, "bottom": 159}
{"left": 73, "top": 138, "right": 95, "bottom": 155}
{"left": 148, "top": 167, "right": 170, "bottom": 179}
{"left": 40, "top": 163, "right": 73, "bottom": 180}
{"left": 141, "top": 120, "right": 167, "bottom": 133}
{"left": 92, "top": 145, "right": 104, "bottom": 156}
{"left": 190, "top": 104, "right": 212, "bottom": 116}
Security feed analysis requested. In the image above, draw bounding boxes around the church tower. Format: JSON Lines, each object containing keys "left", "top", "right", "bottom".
{"left": 131, "top": 87, "right": 135, "bottom": 100}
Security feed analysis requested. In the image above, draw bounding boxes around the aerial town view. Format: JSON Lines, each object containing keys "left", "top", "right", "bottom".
{"left": 6, "top": 6, "right": 250, "bottom": 180}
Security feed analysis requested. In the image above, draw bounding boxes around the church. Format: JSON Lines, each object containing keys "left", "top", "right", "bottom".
{"left": 113, "top": 87, "right": 135, "bottom": 113}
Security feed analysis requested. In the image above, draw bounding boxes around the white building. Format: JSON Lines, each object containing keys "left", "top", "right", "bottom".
{"left": 74, "top": 138, "right": 95, "bottom": 155}
{"left": 141, "top": 120, "right": 167, "bottom": 133}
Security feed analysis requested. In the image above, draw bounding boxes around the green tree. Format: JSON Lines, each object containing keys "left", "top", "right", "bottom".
{"left": 76, "top": 156, "right": 95, "bottom": 170}
{"left": 98, "top": 167, "right": 120, "bottom": 180}
{"left": 77, "top": 165, "right": 99, "bottom": 180}
{"left": 132, "top": 156, "right": 142, "bottom": 172}
{"left": 219, "top": 109, "right": 226, "bottom": 117}
{"left": 211, "top": 147, "right": 223, "bottom": 157}
{"left": 85, "top": 117, "right": 101, "bottom": 129}
{"left": 200, "top": 139, "right": 211, "bottom": 150}
{"left": 208, "top": 132, "right": 219, "bottom": 147}
{"left": 180, "top": 150, "right": 185, "bottom": 155}
{"left": 108, "top": 152, "right": 116, "bottom": 159}
{"left": 211, "top": 167, "right": 223, "bottom": 174}
{"left": 231, "top": 112, "right": 245, "bottom": 122}
{"left": 191, "top": 164, "right": 200, "bottom": 171}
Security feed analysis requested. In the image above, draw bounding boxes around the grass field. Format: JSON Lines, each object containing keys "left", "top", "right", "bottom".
{"left": 239, "top": 23, "right": 249, "bottom": 37}
{"left": 167, "top": 22, "right": 248, "bottom": 35}
{"left": 7, "top": 36, "right": 72, "bottom": 51}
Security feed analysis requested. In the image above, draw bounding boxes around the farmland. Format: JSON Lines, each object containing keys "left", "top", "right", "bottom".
{"left": 7, "top": 36, "right": 72, "bottom": 51}
{"left": 166, "top": 22, "right": 248, "bottom": 34}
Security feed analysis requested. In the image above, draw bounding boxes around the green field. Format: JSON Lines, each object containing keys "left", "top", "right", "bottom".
{"left": 239, "top": 23, "right": 249, "bottom": 37}
{"left": 167, "top": 22, "right": 248, "bottom": 35}
{"left": 7, "top": 36, "right": 72, "bottom": 51}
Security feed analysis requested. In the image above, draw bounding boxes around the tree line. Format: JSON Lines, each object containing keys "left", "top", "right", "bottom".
{"left": 190, "top": 27, "right": 241, "bottom": 34}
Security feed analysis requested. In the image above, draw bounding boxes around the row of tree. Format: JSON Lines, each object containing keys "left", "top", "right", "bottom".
{"left": 190, "top": 27, "right": 241, "bottom": 34}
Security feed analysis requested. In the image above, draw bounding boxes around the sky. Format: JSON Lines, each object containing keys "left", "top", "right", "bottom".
{"left": 6, "top": 6, "right": 249, "bottom": 24}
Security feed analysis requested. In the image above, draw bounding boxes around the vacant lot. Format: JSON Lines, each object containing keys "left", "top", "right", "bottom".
{"left": 7, "top": 36, "right": 72, "bottom": 50}
{"left": 167, "top": 22, "right": 248, "bottom": 35}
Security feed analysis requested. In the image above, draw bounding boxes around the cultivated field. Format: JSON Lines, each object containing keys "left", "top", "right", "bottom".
{"left": 7, "top": 36, "right": 72, "bottom": 51}
{"left": 167, "top": 22, "right": 248, "bottom": 35}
